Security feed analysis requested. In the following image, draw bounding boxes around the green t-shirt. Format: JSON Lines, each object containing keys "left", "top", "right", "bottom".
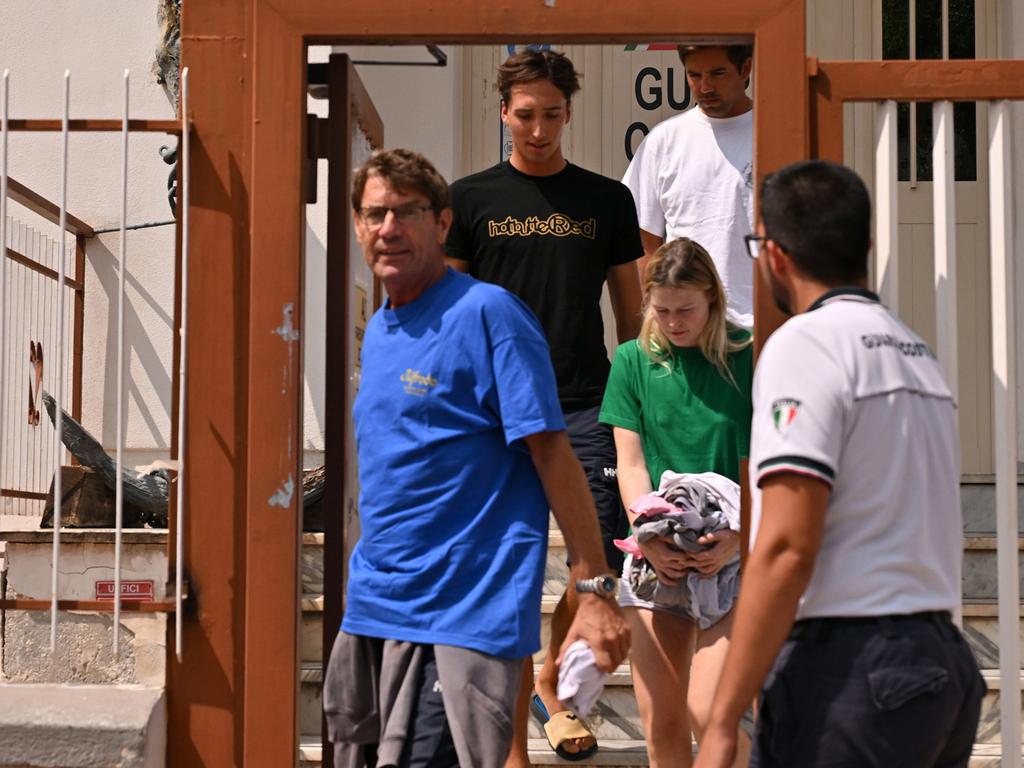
{"left": 599, "top": 334, "right": 753, "bottom": 486}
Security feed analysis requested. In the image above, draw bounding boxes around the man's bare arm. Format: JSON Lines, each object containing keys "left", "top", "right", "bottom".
{"left": 694, "top": 473, "right": 830, "bottom": 768}
{"left": 523, "top": 430, "right": 630, "bottom": 671}
{"left": 636, "top": 230, "right": 664, "bottom": 282}
{"left": 607, "top": 262, "right": 643, "bottom": 343}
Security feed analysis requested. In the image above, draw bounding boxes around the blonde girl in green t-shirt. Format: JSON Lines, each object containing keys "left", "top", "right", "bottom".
{"left": 599, "top": 238, "right": 752, "bottom": 768}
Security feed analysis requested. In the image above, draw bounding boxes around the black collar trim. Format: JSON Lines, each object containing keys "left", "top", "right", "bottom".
{"left": 808, "top": 286, "right": 880, "bottom": 312}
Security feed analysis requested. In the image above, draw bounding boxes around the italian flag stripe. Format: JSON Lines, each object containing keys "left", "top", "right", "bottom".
{"left": 757, "top": 455, "right": 836, "bottom": 487}
{"left": 624, "top": 43, "right": 679, "bottom": 51}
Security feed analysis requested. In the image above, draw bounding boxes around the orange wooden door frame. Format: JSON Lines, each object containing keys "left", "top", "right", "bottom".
{"left": 176, "top": 2, "right": 806, "bottom": 765}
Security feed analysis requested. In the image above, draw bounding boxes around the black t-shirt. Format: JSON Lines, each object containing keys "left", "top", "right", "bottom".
{"left": 446, "top": 162, "right": 642, "bottom": 411}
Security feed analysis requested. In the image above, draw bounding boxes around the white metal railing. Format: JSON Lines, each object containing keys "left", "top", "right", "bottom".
{"left": 176, "top": 66, "right": 190, "bottom": 659}
{"left": 0, "top": 68, "right": 188, "bottom": 661}
{"left": 114, "top": 70, "right": 129, "bottom": 655}
{"left": 932, "top": 100, "right": 957, "bottom": 399}
{"left": 872, "top": 97, "right": 1020, "bottom": 767}
{"left": 987, "top": 99, "right": 1020, "bottom": 767}
{"left": 50, "top": 70, "right": 70, "bottom": 651}
{"left": 0, "top": 71, "right": 7, "bottom": 522}
{"left": 873, "top": 100, "right": 899, "bottom": 312}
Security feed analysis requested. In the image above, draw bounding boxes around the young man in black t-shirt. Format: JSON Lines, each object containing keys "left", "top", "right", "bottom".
{"left": 446, "top": 49, "right": 643, "bottom": 766}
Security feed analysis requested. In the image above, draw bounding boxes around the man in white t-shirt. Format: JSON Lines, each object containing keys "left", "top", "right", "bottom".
{"left": 622, "top": 44, "right": 754, "bottom": 327}
{"left": 695, "top": 160, "right": 984, "bottom": 768}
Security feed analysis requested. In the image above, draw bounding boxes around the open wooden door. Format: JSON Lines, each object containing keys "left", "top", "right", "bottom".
{"left": 317, "top": 53, "right": 384, "bottom": 768}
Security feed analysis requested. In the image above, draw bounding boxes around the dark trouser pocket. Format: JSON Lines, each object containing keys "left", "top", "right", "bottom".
{"left": 867, "top": 665, "right": 949, "bottom": 711}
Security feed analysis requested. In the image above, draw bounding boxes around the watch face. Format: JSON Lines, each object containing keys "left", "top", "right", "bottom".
{"left": 598, "top": 576, "right": 616, "bottom": 594}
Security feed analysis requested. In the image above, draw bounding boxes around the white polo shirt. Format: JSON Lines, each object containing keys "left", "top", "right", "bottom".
{"left": 749, "top": 288, "right": 963, "bottom": 620}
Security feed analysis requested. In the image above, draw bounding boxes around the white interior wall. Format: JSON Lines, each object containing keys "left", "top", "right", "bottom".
{"left": 303, "top": 46, "right": 330, "bottom": 468}
{"left": 0, "top": 3, "right": 177, "bottom": 479}
{"left": 339, "top": 46, "right": 459, "bottom": 183}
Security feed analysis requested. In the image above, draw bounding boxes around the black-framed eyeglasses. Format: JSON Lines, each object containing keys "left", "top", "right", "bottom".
{"left": 358, "top": 203, "right": 433, "bottom": 230}
{"left": 744, "top": 233, "right": 787, "bottom": 260}
{"left": 743, "top": 234, "right": 764, "bottom": 260}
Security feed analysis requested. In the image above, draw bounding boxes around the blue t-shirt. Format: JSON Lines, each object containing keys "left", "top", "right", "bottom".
{"left": 343, "top": 269, "right": 565, "bottom": 658}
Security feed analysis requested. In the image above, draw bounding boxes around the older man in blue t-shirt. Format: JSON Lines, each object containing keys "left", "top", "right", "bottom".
{"left": 323, "top": 148, "right": 630, "bottom": 768}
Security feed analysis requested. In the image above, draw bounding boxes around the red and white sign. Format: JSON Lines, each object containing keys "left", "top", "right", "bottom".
{"left": 95, "top": 580, "right": 155, "bottom": 602}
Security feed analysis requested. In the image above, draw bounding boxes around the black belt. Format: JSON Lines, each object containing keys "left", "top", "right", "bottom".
{"left": 788, "top": 610, "right": 953, "bottom": 642}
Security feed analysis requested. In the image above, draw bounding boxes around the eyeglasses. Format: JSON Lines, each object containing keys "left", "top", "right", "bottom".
{"left": 743, "top": 233, "right": 788, "bottom": 260}
{"left": 358, "top": 203, "right": 433, "bottom": 229}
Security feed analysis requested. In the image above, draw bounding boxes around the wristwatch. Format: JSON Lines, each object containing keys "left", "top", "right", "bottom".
{"left": 575, "top": 574, "right": 618, "bottom": 599}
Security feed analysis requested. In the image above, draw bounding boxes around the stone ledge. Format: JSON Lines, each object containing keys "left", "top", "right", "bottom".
{"left": 0, "top": 529, "right": 168, "bottom": 545}
{"left": 0, "top": 684, "right": 164, "bottom": 768}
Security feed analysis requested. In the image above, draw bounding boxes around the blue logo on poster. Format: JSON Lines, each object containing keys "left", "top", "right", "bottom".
{"left": 506, "top": 44, "right": 552, "bottom": 56}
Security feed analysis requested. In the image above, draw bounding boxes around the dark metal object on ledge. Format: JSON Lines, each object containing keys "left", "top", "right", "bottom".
{"left": 41, "top": 392, "right": 169, "bottom": 528}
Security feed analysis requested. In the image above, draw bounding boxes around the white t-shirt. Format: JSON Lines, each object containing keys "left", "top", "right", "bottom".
{"left": 749, "top": 289, "right": 963, "bottom": 619}
{"left": 622, "top": 108, "right": 754, "bottom": 327}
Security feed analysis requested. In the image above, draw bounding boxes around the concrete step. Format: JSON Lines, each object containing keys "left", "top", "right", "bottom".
{"left": 961, "top": 599, "right": 1024, "bottom": 669}
{"left": 300, "top": 626, "right": 1024, "bottom": 749}
{"left": 300, "top": 594, "right": 324, "bottom": 664}
{"left": 0, "top": 683, "right": 165, "bottom": 768}
{"left": 962, "top": 536, "right": 1024, "bottom": 600}
{"left": 961, "top": 483, "right": 1024, "bottom": 534}
{"left": 301, "top": 533, "right": 325, "bottom": 595}
{"left": 304, "top": 527, "right": 1024, "bottom": 750}
{"left": 977, "top": 669, "right": 1024, "bottom": 747}
{"left": 298, "top": 737, "right": 1023, "bottom": 767}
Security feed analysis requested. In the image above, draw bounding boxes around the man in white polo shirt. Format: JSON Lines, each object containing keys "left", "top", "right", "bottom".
{"left": 695, "top": 160, "right": 984, "bottom": 768}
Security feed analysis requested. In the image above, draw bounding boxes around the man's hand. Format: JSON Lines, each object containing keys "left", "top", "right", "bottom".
{"left": 691, "top": 529, "right": 740, "bottom": 577}
{"left": 559, "top": 593, "right": 630, "bottom": 672}
{"left": 693, "top": 723, "right": 738, "bottom": 768}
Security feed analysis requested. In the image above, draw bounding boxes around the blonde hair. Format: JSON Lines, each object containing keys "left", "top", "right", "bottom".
{"left": 638, "top": 238, "right": 751, "bottom": 383}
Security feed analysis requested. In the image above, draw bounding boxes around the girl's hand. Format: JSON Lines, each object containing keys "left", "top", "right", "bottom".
{"left": 690, "top": 528, "right": 740, "bottom": 577}
{"left": 637, "top": 536, "right": 693, "bottom": 585}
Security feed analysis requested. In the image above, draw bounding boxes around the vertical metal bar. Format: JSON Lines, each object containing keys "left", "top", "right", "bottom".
{"left": 51, "top": 70, "right": 70, "bottom": 653}
{"left": 987, "top": 99, "right": 1020, "bottom": 768}
{"left": 874, "top": 100, "right": 899, "bottom": 313}
{"left": 932, "top": 100, "right": 957, "bottom": 400}
{"left": 908, "top": 0, "right": 917, "bottom": 188}
{"left": 0, "top": 71, "right": 8, "bottom": 516}
{"left": 113, "top": 70, "right": 129, "bottom": 656}
{"left": 941, "top": 0, "right": 949, "bottom": 59}
{"left": 175, "top": 67, "right": 190, "bottom": 660}
{"left": 71, "top": 235, "right": 85, "bottom": 427}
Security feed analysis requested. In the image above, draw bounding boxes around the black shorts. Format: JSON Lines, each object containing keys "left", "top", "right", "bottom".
{"left": 564, "top": 404, "right": 628, "bottom": 573}
{"left": 752, "top": 611, "right": 985, "bottom": 768}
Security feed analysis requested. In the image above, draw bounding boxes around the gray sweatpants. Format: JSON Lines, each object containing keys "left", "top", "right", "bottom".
{"left": 324, "top": 631, "right": 522, "bottom": 768}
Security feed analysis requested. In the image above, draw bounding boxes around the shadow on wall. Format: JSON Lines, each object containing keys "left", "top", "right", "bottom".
{"left": 86, "top": 236, "right": 173, "bottom": 450}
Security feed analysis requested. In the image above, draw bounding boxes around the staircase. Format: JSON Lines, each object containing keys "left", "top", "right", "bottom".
{"left": 298, "top": 486, "right": 1024, "bottom": 766}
